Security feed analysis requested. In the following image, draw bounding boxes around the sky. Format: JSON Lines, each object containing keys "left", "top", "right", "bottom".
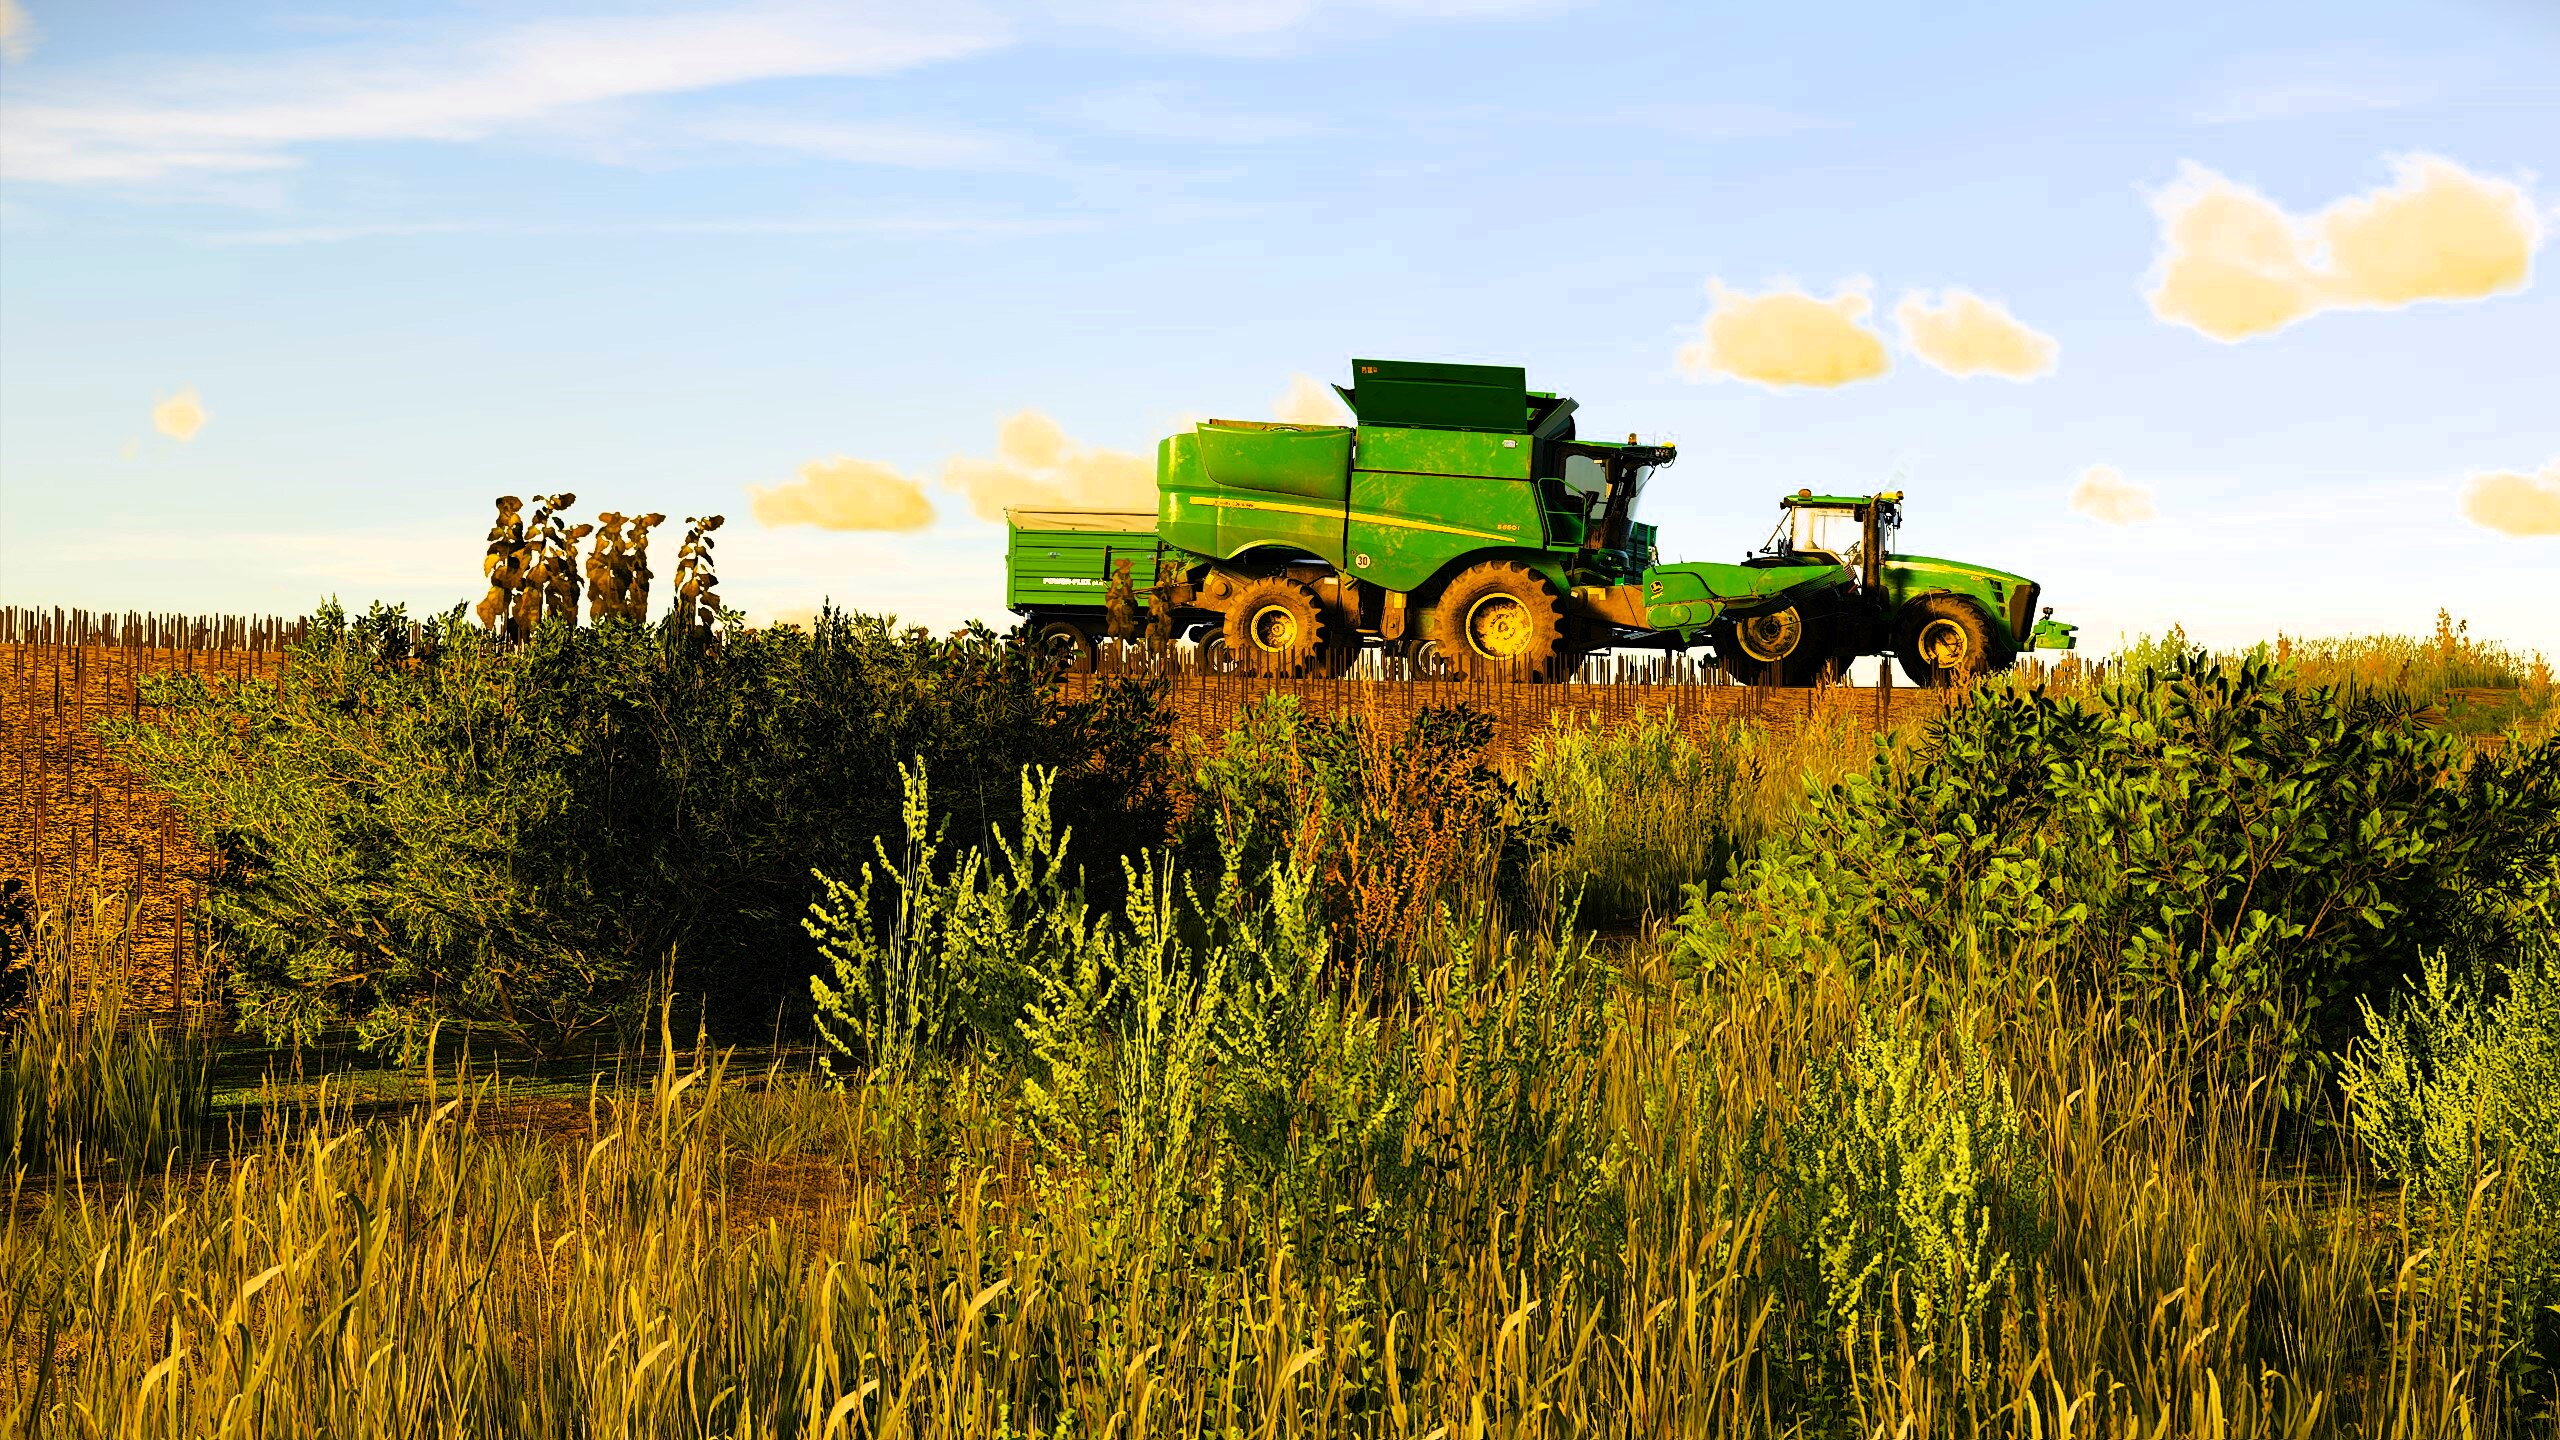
{"left": 2, "top": 0, "right": 2555, "bottom": 657}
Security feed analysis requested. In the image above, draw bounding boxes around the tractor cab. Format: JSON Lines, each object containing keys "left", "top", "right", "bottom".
{"left": 1759, "top": 490, "right": 1901, "bottom": 590}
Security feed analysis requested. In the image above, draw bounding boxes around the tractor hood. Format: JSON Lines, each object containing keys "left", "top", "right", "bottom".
{"left": 1887, "top": 554, "right": 2031, "bottom": 586}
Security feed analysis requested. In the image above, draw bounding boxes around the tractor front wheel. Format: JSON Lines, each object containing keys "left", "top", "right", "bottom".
{"left": 1427, "top": 562, "right": 1566, "bottom": 681}
{"left": 1711, "top": 606, "right": 1834, "bottom": 687}
{"left": 1223, "top": 575, "right": 1335, "bottom": 677}
{"left": 1895, "top": 596, "right": 2012, "bottom": 688}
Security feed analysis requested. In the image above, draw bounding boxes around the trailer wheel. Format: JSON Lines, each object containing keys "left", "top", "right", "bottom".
{"left": 1896, "top": 596, "right": 2011, "bottom": 688}
{"left": 1709, "top": 606, "right": 1834, "bottom": 687}
{"left": 1429, "top": 561, "right": 1566, "bottom": 681}
{"left": 1396, "top": 636, "right": 1459, "bottom": 681}
{"left": 1318, "top": 634, "right": 1364, "bottom": 678}
{"left": 1032, "top": 618, "right": 1097, "bottom": 675}
{"left": 1223, "top": 575, "right": 1335, "bottom": 677}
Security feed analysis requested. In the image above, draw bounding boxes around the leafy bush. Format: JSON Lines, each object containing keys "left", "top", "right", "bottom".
{"left": 809, "top": 757, "right": 1421, "bottom": 1242}
{"left": 1679, "top": 652, "right": 2560, "bottom": 1097}
{"left": 806, "top": 762, "right": 1107, "bottom": 1080}
{"left": 111, "top": 602, "right": 1174, "bottom": 1055}
{"left": 1185, "top": 696, "right": 1552, "bottom": 985}
{"left": 2345, "top": 935, "right": 2560, "bottom": 1374}
{"left": 1516, "top": 711, "right": 1819, "bottom": 929}
{"left": 1778, "top": 1010, "right": 2039, "bottom": 1359}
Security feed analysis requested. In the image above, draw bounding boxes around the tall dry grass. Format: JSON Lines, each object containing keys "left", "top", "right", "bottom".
{"left": 5, "top": 938, "right": 2540, "bottom": 1436}
{"left": 1, "top": 893, "right": 218, "bottom": 1179}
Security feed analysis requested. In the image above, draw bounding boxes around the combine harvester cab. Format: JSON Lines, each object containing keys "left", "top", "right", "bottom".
{"left": 1014, "top": 358, "right": 1842, "bottom": 678}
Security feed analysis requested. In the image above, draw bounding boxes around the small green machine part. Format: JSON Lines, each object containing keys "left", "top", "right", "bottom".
{"left": 1006, "top": 360, "right": 2071, "bottom": 684}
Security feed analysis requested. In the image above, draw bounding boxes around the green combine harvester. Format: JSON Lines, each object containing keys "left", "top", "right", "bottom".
{"left": 1004, "top": 359, "right": 2075, "bottom": 684}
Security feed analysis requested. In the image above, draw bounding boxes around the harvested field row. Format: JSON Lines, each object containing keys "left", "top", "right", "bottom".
{"left": 1066, "top": 664, "right": 1960, "bottom": 761}
{"left": 1, "top": 640, "right": 284, "bottom": 1008}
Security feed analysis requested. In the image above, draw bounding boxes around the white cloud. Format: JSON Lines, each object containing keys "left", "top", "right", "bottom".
{"left": 1678, "top": 281, "right": 1890, "bottom": 388}
{"left": 0, "top": 5, "right": 1012, "bottom": 184}
{"left": 1, "top": 0, "right": 32, "bottom": 64}
{"left": 1894, "top": 290, "right": 2059, "bottom": 380}
{"left": 203, "top": 212, "right": 1094, "bottom": 246}
{"left": 2069, "top": 464, "right": 2156, "bottom": 525}
{"left": 2145, "top": 155, "right": 2542, "bottom": 342}
{"left": 942, "top": 412, "right": 1154, "bottom": 521}
{"left": 2460, "top": 458, "right": 2560, "bottom": 537}
{"left": 1060, "top": 83, "right": 1326, "bottom": 144}
{"left": 679, "top": 114, "right": 1042, "bottom": 169}
{"left": 1612, "top": 100, "right": 1835, "bottom": 141}
{"left": 750, "top": 457, "right": 937, "bottom": 532}
{"left": 151, "top": 386, "right": 208, "bottom": 441}
{"left": 1274, "top": 374, "right": 1350, "bottom": 424}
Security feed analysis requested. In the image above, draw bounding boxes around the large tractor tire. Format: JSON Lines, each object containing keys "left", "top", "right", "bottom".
{"left": 1895, "top": 595, "right": 2013, "bottom": 688}
{"left": 1428, "top": 561, "right": 1567, "bottom": 681}
{"left": 1224, "top": 575, "right": 1336, "bottom": 677}
{"left": 1031, "top": 617, "right": 1097, "bottom": 675}
{"left": 1711, "top": 606, "right": 1834, "bottom": 687}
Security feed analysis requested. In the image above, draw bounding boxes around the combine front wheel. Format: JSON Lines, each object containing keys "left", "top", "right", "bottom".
{"left": 1895, "top": 596, "right": 2011, "bottom": 688}
{"left": 1223, "top": 576, "right": 1335, "bottom": 677}
{"left": 1711, "top": 606, "right": 1833, "bottom": 687}
{"left": 1428, "top": 562, "right": 1566, "bottom": 681}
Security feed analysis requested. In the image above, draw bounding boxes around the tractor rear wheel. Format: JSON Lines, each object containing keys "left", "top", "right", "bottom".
{"left": 1711, "top": 606, "right": 1834, "bottom": 687}
{"left": 1896, "top": 595, "right": 2012, "bottom": 688}
{"left": 1428, "top": 561, "right": 1566, "bottom": 681}
{"left": 1224, "top": 575, "right": 1335, "bottom": 677}
{"left": 1032, "top": 618, "right": 1097, "bottom": 675}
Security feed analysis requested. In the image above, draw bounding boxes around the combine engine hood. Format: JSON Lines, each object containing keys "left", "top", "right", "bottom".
{"left": 1631, "top": 559, "right": 1845, "bottom": 632}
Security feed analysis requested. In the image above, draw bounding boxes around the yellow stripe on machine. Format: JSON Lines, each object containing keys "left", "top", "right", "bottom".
{"left": 1180, "top": 493, "right": 1513, "bottom": 543}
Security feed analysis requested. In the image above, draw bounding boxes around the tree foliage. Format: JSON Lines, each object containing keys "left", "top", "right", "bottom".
{"left": 109, "top": 602, "right": 1174, "bottom": 1054}
{"left": 1680, "top": 652, "right": 2560, "bottom": 1098}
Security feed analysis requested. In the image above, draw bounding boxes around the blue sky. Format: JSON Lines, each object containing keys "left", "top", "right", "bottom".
{"left": 3, "top": 0, "right": 2554, "bottom": 655}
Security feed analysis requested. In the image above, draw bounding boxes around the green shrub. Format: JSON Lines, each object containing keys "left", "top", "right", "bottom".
{"left": 1777, "top": 1009, "right": 2039, "bottom": 1361}
{"left": 1680, "top": 652, "right": 2560, "bottom": 1098}
{"left": 2345, "top": 934, "right": 2560, "bottom": 1375}
{"left": 806, "top": 762, "right": 1106, "bottom": 1079}
{"left": 1186, "top": 696, "right": 1552, "bottom": 985}
{"left": 1517, "top": 711, "right": 1758, "bottom": 929}
{"left": 111, "top": 602, "right": 1174, "bottom": 1055}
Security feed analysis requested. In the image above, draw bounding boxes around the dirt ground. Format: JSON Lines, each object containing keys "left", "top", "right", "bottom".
{"left": 2, "top": 641, "right": 283, "bottom": 1009}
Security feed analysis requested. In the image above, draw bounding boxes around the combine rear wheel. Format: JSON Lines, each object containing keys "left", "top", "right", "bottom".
{"left": 1711, "top": 606, "right": 1834, "bottom": 687}
{"left": 1223, "top": 576, "right": 1336, "bottom": 677}
{"left": 1428, "top": 561, "right": 1566, "bottom": 682}
{"left": 1896, "top": 596, "right": 2012, "bottom": 688}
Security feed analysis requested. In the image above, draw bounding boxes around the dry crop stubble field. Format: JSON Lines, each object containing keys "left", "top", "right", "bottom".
{"left": 1, "top": 611, "right": 301, "bottom": 1008}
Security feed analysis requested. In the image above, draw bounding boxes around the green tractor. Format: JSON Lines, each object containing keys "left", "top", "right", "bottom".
{"left": 1002, "top": 358, "right": 2073, "bottom": 683}
{"left": 1709, "top": 490, "right": 2078, "bottom": 687}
